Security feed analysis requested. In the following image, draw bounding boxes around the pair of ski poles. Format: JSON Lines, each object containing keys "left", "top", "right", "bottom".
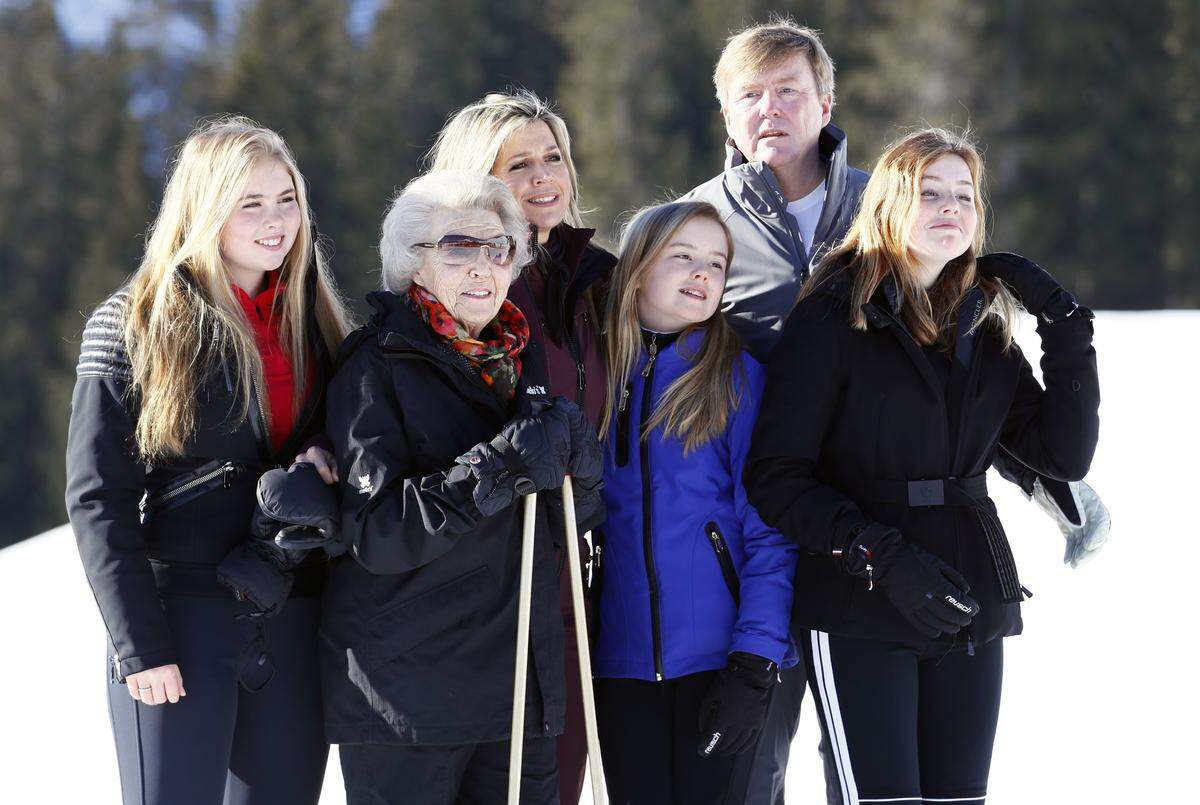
{"left": 508, "top": 476, "right": 607, "bottom": 805}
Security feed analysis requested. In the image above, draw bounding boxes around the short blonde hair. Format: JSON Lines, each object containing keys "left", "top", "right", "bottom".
{"left": 713, "top": 18, "right": 836, "bottom": 110}
{"left": 379, "top": 170, "right": 531, "bottom": 293}
{"left": 426, "top": 89, "right": 585, "bottom": 227}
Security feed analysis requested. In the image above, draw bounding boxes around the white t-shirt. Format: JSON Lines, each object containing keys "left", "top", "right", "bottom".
{"left": 786, "top": 180, "right": 827, "bottom": 258}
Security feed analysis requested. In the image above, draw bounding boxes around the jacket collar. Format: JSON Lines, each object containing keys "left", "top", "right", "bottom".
{"left": 808, "top": 255, "right": 903, "bottom": 321}
{"left": 722, "top": 122, "right": 850, "bottom": 185}
{"left": 540, "top": 222, "right": 597, "bottom": 274}
{"left": 366, "top": 290, "right": 549, "bottom": 412}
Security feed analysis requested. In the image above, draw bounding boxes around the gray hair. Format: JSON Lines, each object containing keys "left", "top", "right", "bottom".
{"left": 379, "top": 170, "right": 531, "bottom": 293}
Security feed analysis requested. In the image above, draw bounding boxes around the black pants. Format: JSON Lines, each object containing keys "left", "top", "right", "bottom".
{"left": 339, "top": 738, "right": 558, "bottom": 805}
{"left": 802, "top": 630, "right": 1004, "bottom": 804}
{"left": 106, "top": 595, "right": 328, "bottom": 805}
{"left": 594, "top": 671, "right": 738, "bottom": 805}
{"left": 724, "top": 660, "right": 807, "bottom": 805}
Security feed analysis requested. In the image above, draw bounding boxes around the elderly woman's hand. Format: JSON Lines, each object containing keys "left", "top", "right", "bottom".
{"left": 456, "top": 405, "right": 572, "bottom": 517}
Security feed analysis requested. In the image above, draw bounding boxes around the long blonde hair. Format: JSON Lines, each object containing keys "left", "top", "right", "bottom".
{"left": 124, "top": 116, "right": 350, "bottom": 461}
{"left": 425, "top": 88, "right": 586, "bottom": 227}
{"left": 601, "top": 201, "right": 743, "bottom": 454}
{"left": 804, "top": 127, "right": 1017, "bottom": 348}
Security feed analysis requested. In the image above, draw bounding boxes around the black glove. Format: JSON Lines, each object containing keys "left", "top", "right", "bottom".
{"left": 551, "top": 397, "right": 603, "bottom": 490}
{"left": 216, "top": 541, "right": 293, "bottom": 618}
{"left": 456, "top": 403, "right": 572, "bottom": 517}
{"left": 253, "top": 462, "right": 342, "bottom": 556}
{"left": 844, "top": 524, "right": 979, "bottom": 638}
{"left": 697, "top": 652, "right": 779, "bottom": 757}
{"left": 976, "top": 252, "right": 1084, "bottom": 322}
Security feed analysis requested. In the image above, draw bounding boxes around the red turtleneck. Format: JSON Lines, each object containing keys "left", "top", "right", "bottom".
{"left": 232, "top": 271, "right": 305, "bottom": 452}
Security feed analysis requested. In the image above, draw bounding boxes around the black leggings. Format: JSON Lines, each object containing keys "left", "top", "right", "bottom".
{"left": 594, "top": 671, "right": 738, "bottom": 805}
{"left": 802, "top": 630, "right": 1003, "bottom": 805}
{"left": 106, "top": 595, "right": 328, "bottom": 805}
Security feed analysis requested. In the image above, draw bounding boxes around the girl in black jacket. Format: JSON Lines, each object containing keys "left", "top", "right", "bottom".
{"left": 65, "top": 117, "right": 350, "bottom": 805}
{"left": 745, "top": 128, "right": 1100, "bottom": 804}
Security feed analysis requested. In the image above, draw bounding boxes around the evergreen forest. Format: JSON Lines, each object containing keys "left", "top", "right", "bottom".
{"left": 2, "top": 0, "right": 1196, "bottom": 545}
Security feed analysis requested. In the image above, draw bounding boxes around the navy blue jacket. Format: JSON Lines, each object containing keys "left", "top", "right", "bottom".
{"left": 595, "top": 330, "right": 798, "bottom": 681}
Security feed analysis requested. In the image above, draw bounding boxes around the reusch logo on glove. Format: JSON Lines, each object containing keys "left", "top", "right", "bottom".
{"left": 357, "top": 475, "right": 374, "bottom": 496}
{"left": 525, "top": 385, "right": 547, "bottom": 395}
{"left": 702, "top": 732, "right": 722, "bottom": 755}
{"left": 944, "top": 594, "right": 973, "bottom": 613}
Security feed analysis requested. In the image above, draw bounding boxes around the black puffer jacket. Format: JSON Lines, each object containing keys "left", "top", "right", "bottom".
{"left": 321, "top": 291, "right": 603, "bottom": 745}
{"left": 65, "top": 284, "right": 331, "bottom": 681}
{"left": 745, "top": 264, "right": 1100, "bottom": 648}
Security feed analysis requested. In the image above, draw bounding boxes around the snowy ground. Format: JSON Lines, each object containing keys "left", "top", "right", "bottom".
{"left": 2, "top": 311, "right": 1194, "bottom": 804}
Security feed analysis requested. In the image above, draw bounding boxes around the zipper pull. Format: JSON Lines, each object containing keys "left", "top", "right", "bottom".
{"left": 866, "top": 563, "right": 874, "bottom": 592}
{"left": 641, "top": 339, "right": 658, "bottom": 378}
{"left": 222, "top": 462, "right": 238, "bottom": 489}
{"left": 708, "top": 528, "right": 724, "bottom": 553}
{"left": 617, "top": 384, "right": 631, "bottom": 413}
{"left": 577, "top": 362, "right": 586, "bottom": 392}
{"left": 966, "top": 629, "right": 976, "bottom": 657}
{"left": 110, "top": 654, "right": 122, "bottom": 683}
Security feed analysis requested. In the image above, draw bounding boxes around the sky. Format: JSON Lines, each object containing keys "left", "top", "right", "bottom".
{"left": 50, "top": 0, "right": 381, "bottom": 46}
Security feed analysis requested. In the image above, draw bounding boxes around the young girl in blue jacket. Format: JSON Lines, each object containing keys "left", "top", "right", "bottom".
{"left": 593, "top": 200, "right": 798, "bottom": 804}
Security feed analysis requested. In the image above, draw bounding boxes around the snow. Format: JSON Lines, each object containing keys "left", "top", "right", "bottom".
{"left": 2, "top": 310, "right": 1193, "bottom": 803}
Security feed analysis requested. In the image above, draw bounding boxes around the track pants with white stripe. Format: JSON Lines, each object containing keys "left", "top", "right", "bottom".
{"left": 802, "top": 630, "right": 1003, "bottom": 805}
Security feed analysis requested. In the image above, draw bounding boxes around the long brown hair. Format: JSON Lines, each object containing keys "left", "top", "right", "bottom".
{"left": 124, "top": 116, "right": 350, "bottom": 461}
{"left": 601, "top": 201, "right": 743, "bottom": 454}
{"left": 803, "top": 127, "right": 1017, "bottom": 348}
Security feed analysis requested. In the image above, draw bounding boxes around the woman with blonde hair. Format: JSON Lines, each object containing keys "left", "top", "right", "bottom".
{"left": 746, "top": 128, "right": 1100, "bottom": 803}
{"left": 66, "top": 116, "right": 350, "bottom": 805}
{"left": 593, "top": 200, "right": 798, "bottom": 804}
{"left": 428, "top": 88, "right": 615, "bottom": 803}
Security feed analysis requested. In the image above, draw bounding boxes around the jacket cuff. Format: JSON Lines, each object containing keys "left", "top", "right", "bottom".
{"left": 729, "top": 634, "right": 788, "bottom": 668}
{"left": 115, "top": 646, "right": 177, "bottom": 681}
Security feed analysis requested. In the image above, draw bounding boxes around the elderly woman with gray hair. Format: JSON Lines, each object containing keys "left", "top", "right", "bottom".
{"left": 320, "top": 170, "right": 604, "bottom": 804}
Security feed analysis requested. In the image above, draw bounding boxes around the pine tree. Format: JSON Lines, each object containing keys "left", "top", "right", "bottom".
{"left": 0, "top": 0, "right": 77, "bottom": 544}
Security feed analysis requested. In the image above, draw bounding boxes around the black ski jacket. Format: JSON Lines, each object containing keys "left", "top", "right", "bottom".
{"left": 321, "top": 291, "right": 603, "bottom": 745}
{"left": 745, "top": 263, "right": 1100, "bottom": 648}
{"left": 65, "top": 284, "right": 331, "bottom": 681}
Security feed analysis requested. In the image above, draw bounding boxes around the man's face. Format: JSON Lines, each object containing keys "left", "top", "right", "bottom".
{"left": 722, "top": 54, "right": 833, "bottom": 171}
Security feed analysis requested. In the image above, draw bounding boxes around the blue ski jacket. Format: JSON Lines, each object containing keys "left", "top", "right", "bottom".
{"left": 594, "top": 329, "right": 798, "bottom": 681}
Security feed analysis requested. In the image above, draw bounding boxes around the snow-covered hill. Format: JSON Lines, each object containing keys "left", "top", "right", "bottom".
{"left": 3, "top": 311, "right": 1194, "bottom": 803}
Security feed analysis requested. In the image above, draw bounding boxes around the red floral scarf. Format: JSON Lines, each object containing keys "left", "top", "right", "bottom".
{"left": 407, "top": 283, "right": 530, "bottom": 403}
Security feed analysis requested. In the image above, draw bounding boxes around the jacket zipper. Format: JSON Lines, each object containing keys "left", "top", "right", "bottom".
{"left": 139, "top": 460, "right": 242, "bottom": 521}
{"left": 249, "top": 368, "right": 274, "bottom": 465}
{"left": 760, "top": 170, "right": 807, "bottom": 272}
{"left": 875, "top": 306, "right": 954, "bottom": 474}
{"left": 639, "top": 338, "right": 665, "bottom": 681}
{"left": 435, "top": 342, "right": 506, "bottom": 411}
{"left": 705, "top": 521, "right": 741, "bottom": 606}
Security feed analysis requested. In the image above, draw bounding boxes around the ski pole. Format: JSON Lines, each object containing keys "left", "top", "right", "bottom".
{"left": 508, "top": 492, "right": 538, "bottom": 805}
{"left": 561, "top": 475, "right": 608, "bottom": 804}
